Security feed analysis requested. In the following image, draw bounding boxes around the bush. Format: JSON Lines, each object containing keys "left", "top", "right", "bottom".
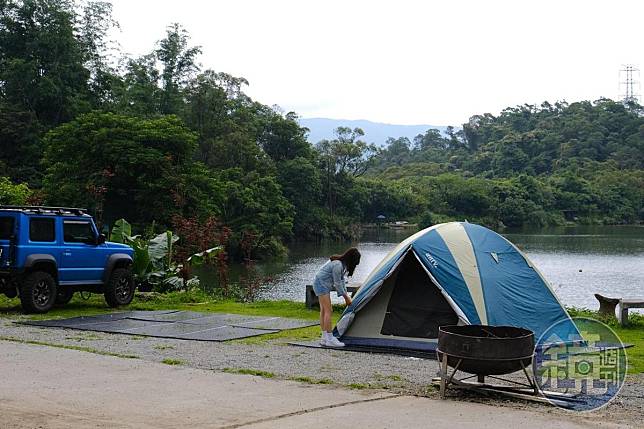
{"left": 0, "top": 177, "right": 31, "bottom": 205}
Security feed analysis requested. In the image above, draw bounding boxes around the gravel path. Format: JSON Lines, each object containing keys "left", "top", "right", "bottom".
{"left": 1, "top": 316, "right": 642, "bottom": 428}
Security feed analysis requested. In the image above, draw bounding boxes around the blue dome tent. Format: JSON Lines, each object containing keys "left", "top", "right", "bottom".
{"left": 335, "top": 222, "right": 579, "bottom": 351}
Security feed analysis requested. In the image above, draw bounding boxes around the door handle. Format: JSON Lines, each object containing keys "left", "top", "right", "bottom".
{"left": 63, "top": 249, "right": 72, "bottom": 256}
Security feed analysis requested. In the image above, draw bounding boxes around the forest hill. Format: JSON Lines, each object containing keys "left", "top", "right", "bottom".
{"left": 0, "top": 0, "right": 643, "bottom": 259}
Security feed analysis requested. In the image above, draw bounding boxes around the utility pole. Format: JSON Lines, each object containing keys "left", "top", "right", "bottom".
{"left": 619, "top": 65, "right": 641, "bottom": 104}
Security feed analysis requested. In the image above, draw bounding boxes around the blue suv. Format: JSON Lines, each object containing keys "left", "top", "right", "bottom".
{"left": 0, "top": 206, "right": 135, "bottom": 313}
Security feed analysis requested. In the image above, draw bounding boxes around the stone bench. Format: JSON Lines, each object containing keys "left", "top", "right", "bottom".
{"left": 305, "top": 284, "right": 360, "bottom": 309}
{"left": 594, "top": 293, "right": 644, "bottom": 327}
{"left": 618, "top": 299, "right": 644, "bottom": 327}
{"left": 594, "top": 294, "right": 620, "bottom": 318}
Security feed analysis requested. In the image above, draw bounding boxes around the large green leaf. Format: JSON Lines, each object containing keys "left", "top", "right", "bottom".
{"left": 148, "top": 231, "right": 179, "bottom": 269}
{"left": 109, "top": 219, "right": 132, "bottom": 244}
{"left": 128, "top": 237, "right": 151, "bottom": 278}
{"left": 163, "top": 276, "right": 184, "bottom": 290}
{"left": 187, "top": 246, "right": 223, "bottom": 267}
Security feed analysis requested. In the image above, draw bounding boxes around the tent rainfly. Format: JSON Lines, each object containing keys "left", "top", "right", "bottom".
{"left": 335, "top": 222, "right": 579, "bottom": 351}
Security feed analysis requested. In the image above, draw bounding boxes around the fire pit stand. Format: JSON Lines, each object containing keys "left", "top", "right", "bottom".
{"left": 433, "top": 325, "right": 579, "bottom": 407}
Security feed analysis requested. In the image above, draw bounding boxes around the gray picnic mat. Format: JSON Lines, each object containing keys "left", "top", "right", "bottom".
{"left": 19, "top": 311, "right": 316, "bottom": 342}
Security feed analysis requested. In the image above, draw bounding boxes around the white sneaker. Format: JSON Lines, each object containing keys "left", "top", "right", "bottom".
{"left": 324, "top": 335, "right": 345, "bottom": 348}
{"left": 319, "top": 335, "right": 326, "bottom": 346}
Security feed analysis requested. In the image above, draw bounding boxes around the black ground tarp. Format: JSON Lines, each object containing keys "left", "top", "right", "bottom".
{"left": 20, "top": 310, "right": 317, "bottom": 342}
{"left": 287, "top": 340, "right": 437, "bottom": 359}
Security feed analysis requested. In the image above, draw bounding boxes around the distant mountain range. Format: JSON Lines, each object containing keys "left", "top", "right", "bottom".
{"left": 299, "top": 118, "right": 448, "bottom": 147}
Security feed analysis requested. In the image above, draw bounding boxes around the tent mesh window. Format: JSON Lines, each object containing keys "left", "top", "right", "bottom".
{"left": 381, "top": 252, "right": 458, "bottom": 338}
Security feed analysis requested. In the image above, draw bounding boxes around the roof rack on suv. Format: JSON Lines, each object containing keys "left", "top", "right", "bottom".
{"left": 0, "top": 206, "right": 88, "bottom": 216}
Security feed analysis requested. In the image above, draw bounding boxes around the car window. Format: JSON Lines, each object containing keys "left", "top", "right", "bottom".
{"left": 64, "top": 220, "right": 95, "bottom": 243}
{"left": 29, "top": 218, "right": 56, "bottom": 242}
{"left": 0, "top": 217, "right": 14, "bottom": 240}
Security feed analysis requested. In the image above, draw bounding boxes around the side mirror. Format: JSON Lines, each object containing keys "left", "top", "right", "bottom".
{"left": 97, "top": 234, "right": 106, "bottom": 245}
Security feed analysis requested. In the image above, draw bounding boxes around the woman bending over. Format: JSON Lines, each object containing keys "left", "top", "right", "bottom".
{"left": 312, "top": 247, "right": 361, "bottom": 347}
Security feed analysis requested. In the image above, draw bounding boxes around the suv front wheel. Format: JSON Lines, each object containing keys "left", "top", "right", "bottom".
{"left": 104, "top": 268, "right": 135, "bottom": 307}
{"left": 20, "top": 271, "right": 58, "bottom": 314}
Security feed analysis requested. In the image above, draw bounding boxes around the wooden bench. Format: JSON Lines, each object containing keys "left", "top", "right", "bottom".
{"left": 618, "top": 299, "right": 644, "bottom": 327}
{"left": 305, "top": 284, "right": 360, "bottom": 309}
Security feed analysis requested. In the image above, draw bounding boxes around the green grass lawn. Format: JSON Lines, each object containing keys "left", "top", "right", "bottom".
{"left": 1, "top": 291, "right": 641, "bottom": 374}
{"left": 0, "top": 290, "right": 333, "bottom": 321}
{"left": 567, "top": 308, "right": 644, "bottom": 374}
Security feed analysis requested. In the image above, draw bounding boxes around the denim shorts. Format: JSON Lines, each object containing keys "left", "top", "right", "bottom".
{"left": 312, "top": 279, "right": 333, "bottom": 296}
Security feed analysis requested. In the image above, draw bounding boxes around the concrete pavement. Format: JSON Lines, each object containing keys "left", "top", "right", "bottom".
{"left": 0, "top": 341, "right": 623, "bottom": 428}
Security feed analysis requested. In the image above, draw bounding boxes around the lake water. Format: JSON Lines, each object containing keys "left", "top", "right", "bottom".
{"left": 249, "top": 225, "right": 644, "bottom": 310}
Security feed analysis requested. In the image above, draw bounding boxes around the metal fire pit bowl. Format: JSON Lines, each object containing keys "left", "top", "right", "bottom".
{"left": 435, "top": 325, "right": 543, "bottom": 401}
{"left": 435, "top": 325, "right": 585, "bottom": 407}
{"left": 437, "top": 325, "right": 534, "bottom": 376}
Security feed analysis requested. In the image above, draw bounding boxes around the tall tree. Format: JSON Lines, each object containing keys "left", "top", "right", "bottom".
{"left": 413, "top": 129, "right": 447, "bottom": 151}
{"left": 42, "top": 112, "right": 198, "bottom": 225}
{"left": 156, "top": 23, "right": 202, "bottom": 115}
{"left": 276, "top": 157, "right": 322, "bottom": 237}
{"left": 317, "top": 127, "right": 377, "bottom": 177}
{"left": 0, "top": 0, "right": 92, "bottom": 125}
{"left": 112, "top": 23, "right": 201, "bottom": 116}
{"left": 115, "top": 53, "right": 162, "bottom": 116}
{"left": 316, "top": 127, "right": 377, "bottom": 215}
{"left": 183, "top": 70, "right": 255, "bottom": 167}
{"left": 0, "top": 102, "right": 41, "bottom": 183}
{"left": 379, "top": 137, "right": 411, "bottom": 166}
{"left": 258, "top": 111, "right": 311, "bottom": 162}
{"left": 76, "top": 0, "right": 120, "bottom": 105}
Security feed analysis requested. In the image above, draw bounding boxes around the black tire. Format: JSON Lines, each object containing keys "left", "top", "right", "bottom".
{"left": 55, "top": 287, "right": 74, "bottom": 306}
{"left": 19, "top": 271, "right": 58, "bottom": 314}
{"left": 104, "top": 267, "right": 135, "bottom": 307}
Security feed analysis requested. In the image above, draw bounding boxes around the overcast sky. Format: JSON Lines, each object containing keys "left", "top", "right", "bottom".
{"left": 108, "top": 0, "right": 643, "bottom": 126}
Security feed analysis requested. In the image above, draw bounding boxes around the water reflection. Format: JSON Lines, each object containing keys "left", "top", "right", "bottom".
{"left": 504, "top": 225, "right": 644, "bottom": 255}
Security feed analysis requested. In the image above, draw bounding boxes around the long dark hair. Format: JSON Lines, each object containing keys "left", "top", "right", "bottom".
{"left": 330, "top": 247, "right": 361, "bottom": 277}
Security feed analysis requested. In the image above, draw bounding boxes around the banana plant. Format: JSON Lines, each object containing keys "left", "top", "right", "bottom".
{"left": 109, "top": 219, "right": 222, "bottom": 292}
{"left": 109, "top": 220, "right": 181, "bottom": 290}
{"left": 109, "top": 218, "right": 132, "bottom": 243}
{"left": 187, "top": 246, "right": 223, "bottom": 267}
{"left": 109, "top": 219, "right": 150, "bottom": 279}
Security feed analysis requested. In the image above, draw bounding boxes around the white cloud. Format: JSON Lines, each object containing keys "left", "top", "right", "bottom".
{"left": 109, "top": 0, "right": 643, "bottom": 125}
